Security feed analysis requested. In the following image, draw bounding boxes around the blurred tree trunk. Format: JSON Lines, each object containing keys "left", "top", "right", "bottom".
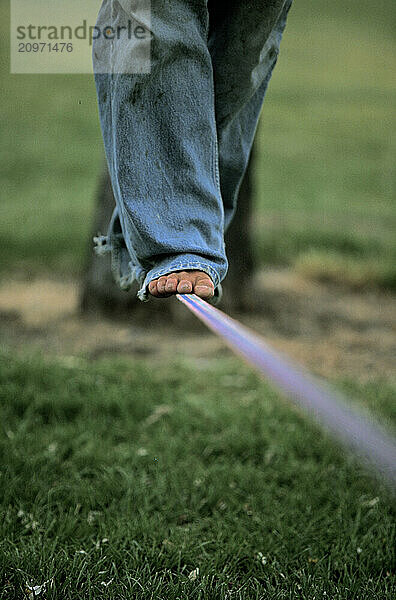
{"left": 80, "top": 142, "right": 257, "bottom": 321}
{"left": 223, "top": 142, "right": 256, "bottom": 313}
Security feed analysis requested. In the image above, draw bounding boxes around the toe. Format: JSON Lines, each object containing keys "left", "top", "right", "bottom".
{"left": 157, "top": 276, "right": 168, "bottom": 294}
{"left": 165, "top": 275, "right": 178, "bottom": 293}
{"left": 194, "top": 284, "right": 214, "bottom": 299}
{"left": 148, "top": 280, "right": 159, "bottom": 296}
{"left": 177, "top": 278, "right": 193, "bottom": 294}
{"left": 194, "top": 275, "right": 214, "bottom": 299}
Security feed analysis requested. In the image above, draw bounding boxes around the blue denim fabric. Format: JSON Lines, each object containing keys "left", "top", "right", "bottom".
{"left": 93, "top": 0, "right": 292, "bottom": 301}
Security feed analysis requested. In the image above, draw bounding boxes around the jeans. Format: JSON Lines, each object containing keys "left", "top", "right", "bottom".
{"left": 93, "top": 0, "right": 292, "bottom": 301}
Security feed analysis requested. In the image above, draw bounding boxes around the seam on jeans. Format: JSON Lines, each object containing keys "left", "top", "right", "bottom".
{"left": 107, "top": 76, "right": 141, "bottom": 272}
{"left": 212, "top": 127, "right": 221, "bottom": 193}
{"left": 205, "top": 0, "right": 221, "bottom": 193}
{"left": 207, "top": 62, "right": 221, "bottom": 194}
{"left": 205, "top": 8, "right": 221, "bottom": 196}
{"left": 110, "top": 0, "right": 115, "bottom": 74}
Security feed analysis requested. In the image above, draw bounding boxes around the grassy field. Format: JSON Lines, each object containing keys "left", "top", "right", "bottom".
{"left": 1, "top": 0, "right": 395, "bottom": 598}
{"left": 0, "top": 0, "right": 395, "bottom": 287}
{"left": 1, "top": 349, "right": 395, "bottom": 599}
{"left": 254, "top": 0, "right": 396, "bottom": 289}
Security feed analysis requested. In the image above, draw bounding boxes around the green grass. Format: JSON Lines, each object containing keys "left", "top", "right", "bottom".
{"left": 1, "top": 349, "right": 395, "bottom": 599}
{"left": 0, "top": 0, "right": 395, "bottom": 286}
{"left": 253, "top": 1, "right": 396, "bottom": 288}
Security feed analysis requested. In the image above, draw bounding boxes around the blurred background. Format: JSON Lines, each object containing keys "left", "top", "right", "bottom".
{"left": 1, "top": 1, "right": 395, "bottom": 596}
{"left": 1, "top": 0, "right": 395, "bottom": 290}
{"left": 0, "top": 0, "right": 395, "bottom": 372}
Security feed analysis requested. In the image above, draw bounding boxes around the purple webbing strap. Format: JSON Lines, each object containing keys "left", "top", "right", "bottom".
{"left": 177, "top": 293, "right": 396, "bottom": 488}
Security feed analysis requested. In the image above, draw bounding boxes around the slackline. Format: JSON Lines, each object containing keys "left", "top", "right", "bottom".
{"left": 177, "top": 293, "right": 396, "bottom": 489}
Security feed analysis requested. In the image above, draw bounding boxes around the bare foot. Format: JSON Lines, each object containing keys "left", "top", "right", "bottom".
{"left": 148, "top": 270, "right": 215, "bottom": 300}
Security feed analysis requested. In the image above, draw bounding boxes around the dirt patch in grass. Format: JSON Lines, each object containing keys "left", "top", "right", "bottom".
{"left": 0, "top": 270, "right": 395, "bottom": 382}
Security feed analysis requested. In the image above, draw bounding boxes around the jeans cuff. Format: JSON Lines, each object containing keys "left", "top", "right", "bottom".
{"left": 137, "top": 256, "right": 222, "bottom": 302}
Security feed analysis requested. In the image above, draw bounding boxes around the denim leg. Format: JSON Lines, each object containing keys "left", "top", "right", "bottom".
{"left": 208, "top": 0, "right": 293, "bottom": 230}
{"left": 93, "top": 0, "right": 227, "bottom": 301}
